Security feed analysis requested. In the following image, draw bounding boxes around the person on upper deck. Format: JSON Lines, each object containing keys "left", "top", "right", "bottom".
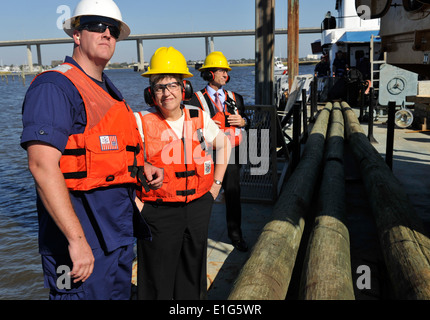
{"left": 187, "top": 51, "right": 250, "bottom": 252}
{"left": 134, "top": 46, "right": 231, "bottom": 300}
{"left": 20, "top": 0, "right": 162, "bottom": 300}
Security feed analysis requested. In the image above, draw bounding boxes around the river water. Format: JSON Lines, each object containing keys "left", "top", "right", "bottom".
{"left": 0, "top": 63, "right": 315, "bottom": 300}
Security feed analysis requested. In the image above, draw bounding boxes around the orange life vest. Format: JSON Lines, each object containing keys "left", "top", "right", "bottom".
{"left": 36, "top": 63, "right": 145, "bottom": 191}
{"left": 135, "top": 106, "right": 214, "bottom": 203}
{"left": 194, "top": 89, "right": 243, "bottom": 147}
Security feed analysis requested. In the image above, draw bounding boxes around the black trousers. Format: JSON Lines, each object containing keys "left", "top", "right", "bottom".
{"left": 136, "top": 192, "right": 214, "bottom": 300}
{"left": 222, "top": 163, "right": 243, "bottom": 241}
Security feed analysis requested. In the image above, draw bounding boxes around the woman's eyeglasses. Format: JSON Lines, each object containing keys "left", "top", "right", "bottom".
{"left": 152, "top": 82, "right": 182, "bottom": 94}
{"left": 78, "top": 22, "right": 121, "bottom": 40}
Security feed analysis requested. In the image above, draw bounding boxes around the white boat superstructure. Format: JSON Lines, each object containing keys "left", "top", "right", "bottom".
{"left": 318, "top": 0, "right": 381, "bottom": 70}
{"left": 274, "top": 58, "right": 288, "bottom": 77}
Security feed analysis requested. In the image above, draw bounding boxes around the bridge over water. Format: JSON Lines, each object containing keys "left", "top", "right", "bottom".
{"left": 0, "top": 27, "right": 320, "bottom": 72}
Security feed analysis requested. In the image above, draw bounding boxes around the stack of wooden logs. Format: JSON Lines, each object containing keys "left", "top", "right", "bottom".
{"left": 228, "top": 101, "right": 430, "bottom": 300}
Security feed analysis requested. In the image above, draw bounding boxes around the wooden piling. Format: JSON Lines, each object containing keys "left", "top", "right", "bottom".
{"left": 287, "top": 0, "right": 299, "bottom": 90}
{"left": 228, "top": 103, "right": 332, "bottom": 300}
{"left": 299, "top": 102, "right": 355, "bottom": 300}
{"left": 255, "top": 0, "right": 275, "bottom": 105}
{"left": 341, "top": 101, "right": 430, "bottom": 299}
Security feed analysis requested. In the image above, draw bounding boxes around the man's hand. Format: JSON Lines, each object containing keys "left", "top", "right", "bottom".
{"left": 68, "top": 237, "right": 95, "bottom": 283}
{"left": 227, "top": 114, "right": 246, "bottom": 128}
{"left": 144, "top": 162, "right": 164, "bottom": 190}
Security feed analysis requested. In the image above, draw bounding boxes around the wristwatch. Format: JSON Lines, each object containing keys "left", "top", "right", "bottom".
{"left": 214, "top": 179, "right": 222, "bottom": 185}
{"left": 243, "top": 117, "right": 247, "bottom": 127}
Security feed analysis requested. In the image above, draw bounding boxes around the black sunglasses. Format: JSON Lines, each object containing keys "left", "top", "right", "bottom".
{"left": 78, "top": 22, "right": 120, "bottom": 40}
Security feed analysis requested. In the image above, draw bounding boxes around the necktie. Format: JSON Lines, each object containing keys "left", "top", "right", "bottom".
{"left": 214, "top": 92, "right": 224, "bottom": 112}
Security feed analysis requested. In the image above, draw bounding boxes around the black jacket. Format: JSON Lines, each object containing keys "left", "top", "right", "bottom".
{"left": 187, "top": 88, "right": 249, "bottom": 130}
{"left": 187, "top": 87, "right": 249, "bottom": 165}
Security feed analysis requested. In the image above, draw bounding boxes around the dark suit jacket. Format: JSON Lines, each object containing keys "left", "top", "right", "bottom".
{"left": 187, "top": 88, "right": 249, "bottom": 130}
{"left": 187, "top": 87, "right": 250, "bottom": 165}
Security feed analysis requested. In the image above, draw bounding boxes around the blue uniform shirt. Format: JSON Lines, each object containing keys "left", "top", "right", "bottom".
{"left": 21, "top": 56, "right": 142, "bottom": 255}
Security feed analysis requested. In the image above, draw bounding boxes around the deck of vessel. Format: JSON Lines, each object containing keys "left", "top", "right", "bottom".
{"left": 206, "top": 106, "right": 430, "bottom": 300}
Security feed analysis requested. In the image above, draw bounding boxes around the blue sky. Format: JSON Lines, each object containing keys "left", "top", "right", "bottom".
{"left": 0, "top": 0, "right": 335, "bottom": 66}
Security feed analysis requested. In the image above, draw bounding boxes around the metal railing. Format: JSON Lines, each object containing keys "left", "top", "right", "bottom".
{"left": 239, "top": 75, "right": 319, "bottom": 203}
{"left": 239, "top": 105, "right": 287, "bottom": 203}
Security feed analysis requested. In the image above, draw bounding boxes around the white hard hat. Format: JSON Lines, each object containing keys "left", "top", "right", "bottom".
{"left": 63, "top": 0, "right": 131, "bottom": 41}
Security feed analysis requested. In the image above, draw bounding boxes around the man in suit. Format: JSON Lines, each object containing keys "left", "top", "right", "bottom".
{"left": 188, "top": 51, "right": 249, "bottom": 252}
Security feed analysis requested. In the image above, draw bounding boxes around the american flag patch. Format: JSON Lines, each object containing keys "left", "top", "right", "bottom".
{"left": 99, "top": 135, "right": 119, "bottom": 151}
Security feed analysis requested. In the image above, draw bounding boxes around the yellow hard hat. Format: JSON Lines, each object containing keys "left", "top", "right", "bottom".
{"left": 142, "top": 47, "right": 193, "bottom": 78}
{"left": 199, "top": 51, "right": 231, "bottom": 71}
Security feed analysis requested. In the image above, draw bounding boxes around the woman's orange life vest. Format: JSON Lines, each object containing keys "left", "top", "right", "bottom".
{"left": 194, "top": 89, "right": 243, "bottom": 147}
{"left": 35, "top": 63, "right": 146, "bottom": 191}
{"left": 135, "top": 106, "right": 214, "bottom": 203}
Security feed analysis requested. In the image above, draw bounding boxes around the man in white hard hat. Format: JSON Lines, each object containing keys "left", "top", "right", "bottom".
{"left": 21, "top": 0, "right": 162, "bottom": 300}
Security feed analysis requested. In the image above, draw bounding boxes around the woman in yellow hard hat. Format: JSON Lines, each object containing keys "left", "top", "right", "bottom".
{"left": 133, "top": 47, "right": 231, "bottom": 300}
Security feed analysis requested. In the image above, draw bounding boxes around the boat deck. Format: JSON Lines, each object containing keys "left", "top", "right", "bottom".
{"left": 206, "top": 199, "right": 273, "bottom": 299}
{"left": 206, "top": 108, "right": 430, "bottom": 300}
